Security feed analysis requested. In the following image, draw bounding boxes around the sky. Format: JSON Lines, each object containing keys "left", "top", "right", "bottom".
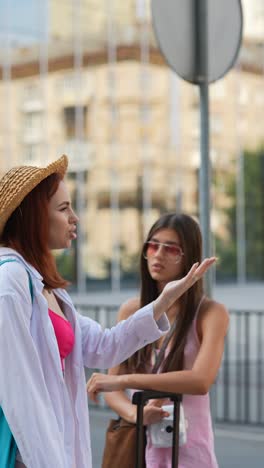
{"left": 0, "top": 0, "right": 263, "bottom": 46}
{"left": 0, "top": 0, "right": 48, "bottom": 45}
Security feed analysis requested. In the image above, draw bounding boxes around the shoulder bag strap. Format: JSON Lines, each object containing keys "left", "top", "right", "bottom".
{"left": 0, "top": 259, "right": 34, "bottom": 303}
{"left": 152, "top": 318, "right": 177, "bottom": 374}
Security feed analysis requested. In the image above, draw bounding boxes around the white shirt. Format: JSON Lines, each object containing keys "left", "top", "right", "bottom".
{"left": 0, "top": 248, "right": 169, "bottom": 468}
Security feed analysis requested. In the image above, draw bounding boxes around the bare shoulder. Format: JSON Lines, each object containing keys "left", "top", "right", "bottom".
{"left": 117, "top": 296, "right": 141, "bottom": 322}
{"left": 199, "top": 297, "right": 229, "bottom": 329}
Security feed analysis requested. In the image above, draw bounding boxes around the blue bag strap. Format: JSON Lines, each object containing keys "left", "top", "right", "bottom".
{"left": 0, "top": 259, "right": 34, "bottom": 303}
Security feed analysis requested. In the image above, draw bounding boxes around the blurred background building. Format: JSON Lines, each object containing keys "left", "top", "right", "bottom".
{"left": 0, "top": 0, "right": 263, "bottom": 291}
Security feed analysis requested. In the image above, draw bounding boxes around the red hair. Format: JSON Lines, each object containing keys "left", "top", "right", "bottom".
{"left": 1, "top": 173, "right": 68, "bottom": 289}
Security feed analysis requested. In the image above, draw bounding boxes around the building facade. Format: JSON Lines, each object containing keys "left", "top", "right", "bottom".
{"left": 0, "top": 0, "right": 263, "bottom": 286}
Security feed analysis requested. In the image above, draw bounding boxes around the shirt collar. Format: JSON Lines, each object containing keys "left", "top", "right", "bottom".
{"left": 54, "top": 288, "right": 74, "bottom": 309}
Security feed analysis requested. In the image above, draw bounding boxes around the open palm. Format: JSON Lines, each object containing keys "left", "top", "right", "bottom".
{"left": 158, "top": 257, "right": 216, "bottom": 310}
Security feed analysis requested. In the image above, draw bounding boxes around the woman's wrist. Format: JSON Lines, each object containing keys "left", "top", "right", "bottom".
{"left": 153, "top": 293, "right": 170, "bottom": 320}
{"left": 119, "top": 374, "right": 132, "bottom": 390}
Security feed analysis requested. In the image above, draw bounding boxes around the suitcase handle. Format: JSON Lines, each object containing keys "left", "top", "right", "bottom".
{"left": 132, "top": 391, "right": 182, "bottom": 468}
{"left": 132, "top": 389, "right": 182, "bottom": 405}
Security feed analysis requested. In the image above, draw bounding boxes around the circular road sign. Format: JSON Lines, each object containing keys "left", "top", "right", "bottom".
{"left": 152, "top": 0, "right": 243, "bottom": 84}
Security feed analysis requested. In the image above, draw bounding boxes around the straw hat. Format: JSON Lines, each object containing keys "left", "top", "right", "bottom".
{"left": 0, "top": 154, "right": 68, "bottom": 237}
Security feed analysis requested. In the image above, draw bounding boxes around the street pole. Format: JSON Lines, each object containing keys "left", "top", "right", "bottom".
{"left": 2, "top": 0, "right": 12, "bottom": 169}
{"left": 139, "top": 0, "right": 152, "bottom": 238}
{"left": 73, "top": 0, "right": 86, "bottom": 293}
{"left": 195, "top": 0, "right": 212, "bottom": 297}
{"left": 236, "top": 149, "right": 246, "bottom": 283}
{"left": 235, "top": 64, "right": 246, "bottom": 284}
{"left": 107, "top": 0, "right": 121, "bottom": 293}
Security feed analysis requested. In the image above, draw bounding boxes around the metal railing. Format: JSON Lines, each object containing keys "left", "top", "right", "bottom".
{"left": 214, "top": 310, "right": 264, "bottom": 426}
{"left": 77, "top": 303, "right": 264, "bottom": 426}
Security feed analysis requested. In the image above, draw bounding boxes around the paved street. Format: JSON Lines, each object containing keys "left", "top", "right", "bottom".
{"left": 89, "top": 408, "right": 264, "bottom": 468}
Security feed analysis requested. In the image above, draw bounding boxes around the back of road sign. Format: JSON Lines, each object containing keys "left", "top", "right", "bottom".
{"left": 152, "top": 0, "right": 243, "bottom": 84}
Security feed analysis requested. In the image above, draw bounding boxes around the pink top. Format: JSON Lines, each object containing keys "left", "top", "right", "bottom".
{"left": 145, "top": 298, "right": 219, "bottom": 468}
{"left": 48, "top": 309, "right": 75, "bottom": 371}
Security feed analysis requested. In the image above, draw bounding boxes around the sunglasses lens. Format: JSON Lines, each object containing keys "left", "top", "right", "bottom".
{"left": 146, "top": 242, "right": 159, "bottom": 256}
{"left": 164, "top": 245, "right": 182, "bottom": 257}
{"left": 144, "top": 242, "right": 183, "bottom": 262}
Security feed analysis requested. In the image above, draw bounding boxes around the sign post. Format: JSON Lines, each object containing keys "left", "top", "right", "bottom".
{"left": 151, "top": 0, "right": 243, "bottom": 296}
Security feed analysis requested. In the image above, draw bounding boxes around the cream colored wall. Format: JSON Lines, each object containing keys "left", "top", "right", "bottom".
{"left": 49, "top": 0, "right": 150, "bottom": 44}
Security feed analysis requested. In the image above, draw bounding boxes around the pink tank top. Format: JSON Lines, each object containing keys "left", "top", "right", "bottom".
{"left": 145, "top": 297, "right": 219, "bottom": 468}
{"left": 48, "top": 309, "right": 75, "bottom": 371}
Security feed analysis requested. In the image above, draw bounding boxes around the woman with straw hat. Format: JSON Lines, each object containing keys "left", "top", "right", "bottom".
{"left": 0, "top": 155, "right": 215, "bottom": 468}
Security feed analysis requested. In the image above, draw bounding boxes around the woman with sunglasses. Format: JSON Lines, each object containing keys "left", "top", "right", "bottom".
{"left": 87, "top": 213, "right": 229, "bottom": 468}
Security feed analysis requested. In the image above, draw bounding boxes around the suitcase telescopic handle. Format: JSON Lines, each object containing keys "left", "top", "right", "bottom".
{"left": 132, "top": 391, "right": 182, "bottom": 468}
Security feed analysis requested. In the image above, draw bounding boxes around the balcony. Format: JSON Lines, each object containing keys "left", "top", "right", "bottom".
{"left": 21, "top": 98, "right": 44, "bottom": 113}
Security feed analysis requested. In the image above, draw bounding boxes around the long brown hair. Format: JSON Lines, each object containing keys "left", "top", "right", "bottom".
{"left": 126, "top": 213, "right": 203, "bottom": 374}
{"left": 1, "top": 173, "right": 68, "bottom": 289}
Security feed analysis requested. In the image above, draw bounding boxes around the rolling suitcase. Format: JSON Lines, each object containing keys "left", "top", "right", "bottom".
{"left": 132, "top": 390, "right": 182, "bottom": 468}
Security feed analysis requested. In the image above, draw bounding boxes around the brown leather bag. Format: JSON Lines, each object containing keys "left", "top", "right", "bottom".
{"left": 101, "top": 417, "right": 145, "bottom": 468}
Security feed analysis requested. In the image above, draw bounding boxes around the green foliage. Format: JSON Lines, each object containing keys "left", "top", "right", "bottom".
{"left": 55, "top": 249, "right": 76, "bottom": 283}
{"left": 102, "top": 244, "right": 139, "bottom": 279}
{"left": 216, "top": 146, "right": 264, "bottom": 281}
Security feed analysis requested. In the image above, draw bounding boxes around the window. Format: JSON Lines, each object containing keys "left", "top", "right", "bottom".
{"left": 255, "top": 88, "right": 264, "bottom": 106}
{"left": 24, "top": 83, "right": 41, "bottom": 101}
{"left": 24, "top": 144, "right": 39, "bottom": 162}
{"left": 64, "top": 107, "right": 75, "bottom": 138}
{"left": 135, "top": 0, "right": 151, "bottom": 21}
{"left": 211, "top": 115, "right": 223, "bottom": 134}
{"left": 140, "top": 103, "right": 151, "bottom": 124}
{"left": 239, "top": 86, "right": 249, "bottom": 105}
{"left": 63, "top": 106, "right": 87, "bottom": 139}
{"left": 24, "top": 111, "right": 43, "bottom": 133}
{"left": 190, "top": 109, "right": 200, "bottom": 138}
{"left": 211, "top": 81, "right": 226, "bottom": 100}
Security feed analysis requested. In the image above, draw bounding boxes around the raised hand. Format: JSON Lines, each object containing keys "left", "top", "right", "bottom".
{"left": 153, "top": 257, "right": 216, "bottom": 316}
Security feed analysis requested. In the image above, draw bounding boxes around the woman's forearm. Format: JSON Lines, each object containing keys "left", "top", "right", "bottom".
{"left": 104, "top": 390, "right": 136, "bottom": 423}
{"left": 152, "top": 295, "right": 171, "bottom": 322}
{"left": 121, "top": 370, "right": 210, "bottom": 396}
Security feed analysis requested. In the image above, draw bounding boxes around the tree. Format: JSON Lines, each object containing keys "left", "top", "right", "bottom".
{"left": 215, "top": 146, "right": 264, "bottom": 281}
